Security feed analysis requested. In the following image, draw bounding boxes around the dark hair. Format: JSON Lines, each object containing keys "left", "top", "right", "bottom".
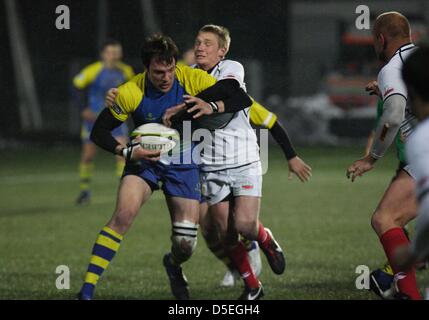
{"left": 141, "top": 33, "right": 179, "bottom": 69}
{"left": 100, "top": 39, "right": 122, "bottom": 51}
{"left": 402, "top": 46, "right": 429, "bottom": 102}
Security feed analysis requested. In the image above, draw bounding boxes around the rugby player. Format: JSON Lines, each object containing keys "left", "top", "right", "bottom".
{"left": 77, "top": 34, "right": 252, "bottom": 300}
{"left": 362, "top": 94, "right": 413, "bottom": 291}
{"left": 166, "top": 24, "right": 309, "bottom": 299}
{"left": 394, "top": 47, "right": 429, "bottom": 277}
{"left": 73, "top": 40, "right": 134, "bottom": 205}
{"left": 106, "top": 28, "right": 312, "bottom": 292}
{"left": 189, "top": 25, "right": 312, "bottom": 289}
{"left": 346, "top": 12, "right": 420, "bottom": 299}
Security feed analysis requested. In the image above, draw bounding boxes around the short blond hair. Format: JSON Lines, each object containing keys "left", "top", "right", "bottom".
{"left": 199, "top": 24, "right": 231, "bottom": 54}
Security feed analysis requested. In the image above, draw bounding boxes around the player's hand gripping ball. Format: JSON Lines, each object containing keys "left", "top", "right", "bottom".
{"left": 131, "top": 123, "right": 180, "bottom": 154}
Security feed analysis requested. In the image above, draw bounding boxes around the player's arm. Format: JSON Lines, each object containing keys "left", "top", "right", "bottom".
{"left": 72, "top": 87, "right": 97, "bottom": 122}
{"left": 90, "top": 109, "right": 125, "bottom": 155}
{"left": 91, "top": 82, "right": 160, "bottom": 161}
{"left": 270, "top": 120, "right": 312, "bottom": 182}
{"left": 91, "top": 110, "right": 160, "bottom": 162}
{"left": 166, "top": 79, "right": 252, "bottom": 125}
{"left": 347, "top": 95, "right": 405, "bottom": 181}
{"left": 364, "top": 131, "right": 375, "bottom": 156}
{"left": 172, "top": 63, "right": 252, "bottom": 121}
{"left": 193, "top": 61, "right": 252, "bottom": 114}
{"left": 347, "top": 67, "right": 407, "bottom": 182}
{"left": 250, "top": 100, "right": 311, "bottom": 182}
{"left": 365, "top": 99, "right": 383, "bottom": 156}
{"left": 185, "top": 79, "right": 252, "bottom": 117}
{"left": 369, "top": 94, "right": 406, "bottom": 160}
{"left": 73, "top": 63, "right": 101, "bottom": 122}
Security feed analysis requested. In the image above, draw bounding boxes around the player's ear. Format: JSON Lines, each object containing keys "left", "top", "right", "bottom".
{"left": 379, "top": 33, "right": 386, "bottom": 50}
{"left": 219, "top": 47, "right": 227, "bottom": 59}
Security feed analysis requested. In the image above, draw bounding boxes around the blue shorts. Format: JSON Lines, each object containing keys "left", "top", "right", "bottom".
{"left": 123, "top": 161, "right": 201, "bottom": 201}
{"left": 81, "top": 121, "right": 128, "bottom": 143}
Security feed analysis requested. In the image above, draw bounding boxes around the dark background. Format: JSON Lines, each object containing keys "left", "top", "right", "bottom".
{"left": 1, "top": 0, "right": 428, "bottom": 143}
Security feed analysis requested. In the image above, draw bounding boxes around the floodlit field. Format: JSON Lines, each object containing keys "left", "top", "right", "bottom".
{"left": 1, "top": 146, "right": 427, "bottom": 299}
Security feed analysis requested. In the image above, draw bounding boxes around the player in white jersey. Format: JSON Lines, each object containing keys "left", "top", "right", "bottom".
{"left": 180, "top": 37, "right": 311, "bottom": 288}
{"left": 393, "top": 48, "right": 429, "bottom": 287}
{"left": 189, "top": 25, "right": 284, "bottom": 300}
{"left": 347, "top": 12, "right": 421, "bottom": 299}
{"left": 163, "top": 24, "right": 302, "bottom": 299}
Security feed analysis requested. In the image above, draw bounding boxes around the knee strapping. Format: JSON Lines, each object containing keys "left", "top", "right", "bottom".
{"left": 171, "top": 221, "right": 198, "bottom": 260}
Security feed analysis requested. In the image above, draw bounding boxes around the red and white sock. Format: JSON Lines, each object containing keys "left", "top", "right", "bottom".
{"left": 227, "top": 242, "right": 259, "bottom": 289}
{"left": 380, "top": 227, "right": 421, "bottom": 300}
{"left": 257, "top": 222, "right": 272, "bottom": 251}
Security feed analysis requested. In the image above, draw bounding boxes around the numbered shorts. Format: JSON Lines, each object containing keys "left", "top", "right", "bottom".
{"left": 81, "top": 121, "right": 128, "bottom": 143}
{"left": 201, "top": 161, "right": 262, "bottom": 206}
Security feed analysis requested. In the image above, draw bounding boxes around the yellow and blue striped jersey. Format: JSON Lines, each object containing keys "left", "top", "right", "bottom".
{"left": 249, "top": 100, "right": 278, "bottom": 129}
{"left": 109, "top": 63, "right": 216, "bottom": 124}
{"left": 73, "top": 61, "right": 134, "bottom": 114}
{"left": 109, "top": 63, "right": 216, "bottom": 168}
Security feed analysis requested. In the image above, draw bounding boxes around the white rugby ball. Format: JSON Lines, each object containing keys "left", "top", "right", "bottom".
{"left": 131, "top": 123, "right": 180, "bottom": 153}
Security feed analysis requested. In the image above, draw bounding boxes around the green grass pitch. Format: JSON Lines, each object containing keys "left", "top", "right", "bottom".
{"left": 1, "top": 146, "right": 428, "bottom": 299}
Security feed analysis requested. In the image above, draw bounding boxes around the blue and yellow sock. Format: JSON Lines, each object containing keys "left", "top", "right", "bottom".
{"left": 80, "top": 226, "right": 123, "bottom": 299}
{"left": 79, "top": 163, "right": 94, "bottom": 191}
{"left": 115, "top": 160, "right": 125, "bottom": 178}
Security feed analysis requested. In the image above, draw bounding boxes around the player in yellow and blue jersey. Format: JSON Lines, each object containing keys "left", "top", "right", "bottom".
{"left": 77, "top": 34, "right": 253, "bottom": 300}
{"left": 73, "top": 40, "right": 134, "bottom": 205}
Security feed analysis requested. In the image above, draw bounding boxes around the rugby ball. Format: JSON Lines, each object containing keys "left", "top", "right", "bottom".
{"left": 131, "top": 123, "right": 180, "bottom": 153}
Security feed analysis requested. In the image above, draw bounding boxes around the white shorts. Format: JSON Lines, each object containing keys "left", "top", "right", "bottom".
{"left": 201, "top": 161, "right": 262, "bottom": 206}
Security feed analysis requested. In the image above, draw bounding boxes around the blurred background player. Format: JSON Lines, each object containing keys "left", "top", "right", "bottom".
{"left": 347, "top": 12, "right": 420, "bottom": 299}
{"left": 190, "top": 25, "right": 312, "bottom": 288}
{"left": 73, "top": 40, "right": 134, "bottom": 205}
{"left": 395, "top": 47, "right": 429, "bottom": 285}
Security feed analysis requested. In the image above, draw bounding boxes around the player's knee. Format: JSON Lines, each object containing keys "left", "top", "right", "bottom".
{"left": 234, "top": 215, "right": 258, "bottom": 240}
{"left": 81, "top": 156, "right": 94, "bottom": 164}
{"left": 371, "top": 208, "right": 399, "bottom": 236}
{"left": 110, "top": 208, "right": 138, "bottom": 233}
{"left": 171, "top": 221, "right": 198, "bottom": 260}
{"left": 199, "top": 222, "right": 213, "bottom": 242}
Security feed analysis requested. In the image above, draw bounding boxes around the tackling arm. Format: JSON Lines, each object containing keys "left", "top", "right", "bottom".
{"left": 173, "top": 79, "right": 252, "bottom": 122}
{"left": 269, "top": 120, "right": 297, "bottom": 160}
{"left": 195, "top": 79, "right": 252, "bottom": 112}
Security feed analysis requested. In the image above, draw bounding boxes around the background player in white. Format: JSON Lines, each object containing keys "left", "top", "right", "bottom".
{"left": 346, "top": 12, "right": 421, "bottom": 299}
{"left": 394, "top": 47, "right": 429, "bottom": 280}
